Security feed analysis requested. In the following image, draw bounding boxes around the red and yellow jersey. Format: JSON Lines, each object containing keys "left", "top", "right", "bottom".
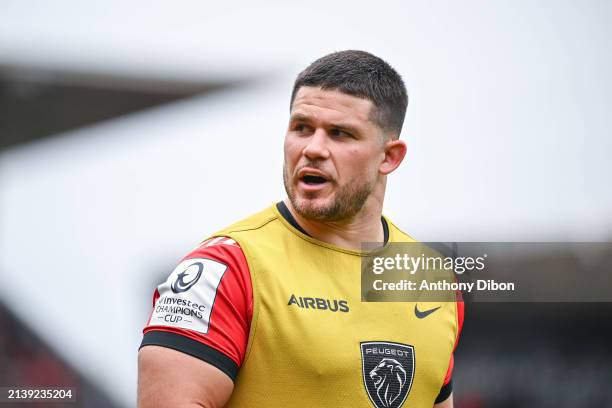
{"left": 141, "top": 203, "right": 463, "bottom": 407}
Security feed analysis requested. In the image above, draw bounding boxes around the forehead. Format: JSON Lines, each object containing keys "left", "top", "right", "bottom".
{"left": 290, "top": 86, "right": 374, "bottom": 125}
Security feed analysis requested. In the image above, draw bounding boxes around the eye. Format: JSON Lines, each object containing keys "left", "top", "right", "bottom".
{"left": 330, "top": 128, "right": 352, "bottom": 138}
{"left": 293, "top": 123, "right": 311, "bottom": 133}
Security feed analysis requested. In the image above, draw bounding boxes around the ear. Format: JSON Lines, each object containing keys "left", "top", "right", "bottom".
{"left": 379, "top": 139, "right": 407, "bottom": 175}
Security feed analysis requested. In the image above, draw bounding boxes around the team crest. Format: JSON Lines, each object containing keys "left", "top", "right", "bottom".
{"left": 360, "top": 341, "right": 414, "bottom": 408}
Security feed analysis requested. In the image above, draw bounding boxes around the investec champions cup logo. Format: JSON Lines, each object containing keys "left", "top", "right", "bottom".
{"left": 171, "top": 261, "right": 204, "bottom": 293}
{"left": 361, "top": 342, "right": 415, "bottom": 408}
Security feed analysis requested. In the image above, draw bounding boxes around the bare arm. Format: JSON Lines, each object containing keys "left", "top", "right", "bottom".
{"left": 138, "top": 345, "right": 234, "bottom": 408}
{"left": 433, "top": 392, "right": 453, "bottom": 408}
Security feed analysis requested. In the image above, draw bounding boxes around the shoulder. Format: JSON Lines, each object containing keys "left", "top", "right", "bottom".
{"left": 142, "top": 232, "right": 254, "bottom": 374}
{"left": 204, "top": 204, "right": 293, "bottom": 255}
{"left": 212, "top": 205, "right": 280, "bottom": 237}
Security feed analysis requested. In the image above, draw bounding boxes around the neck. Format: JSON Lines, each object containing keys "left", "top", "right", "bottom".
{"left": 284, "top": 187, "right": 386, "bottom": 250}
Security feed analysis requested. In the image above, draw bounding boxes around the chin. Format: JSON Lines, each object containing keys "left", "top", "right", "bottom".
{"left": 292, "top": 195, "right": 327, "bottom": 213}
{"left": 295, "top": 198, "right": 348, "bottom": 222}
{"left": 296, "top": 197, "right": 329, "bottom": 212}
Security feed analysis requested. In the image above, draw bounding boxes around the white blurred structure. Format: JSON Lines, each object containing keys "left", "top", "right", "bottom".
{"left": 1, "top": 1, "right": 611, "bottom": 406}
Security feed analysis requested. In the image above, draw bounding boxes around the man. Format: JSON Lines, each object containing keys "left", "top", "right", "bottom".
{"left": 138, "top": 50, "right": 463, "bottom": 408}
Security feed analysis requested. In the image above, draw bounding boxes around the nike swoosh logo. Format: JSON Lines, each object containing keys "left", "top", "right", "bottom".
{"left": 414, "top": 305, "right": 441, "bottom": 319}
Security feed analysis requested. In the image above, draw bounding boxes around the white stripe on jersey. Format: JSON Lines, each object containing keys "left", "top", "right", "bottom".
{"left": 197, "top": 237, "right": 239, "bottom": 250}
{"left": 206, "top": 237, "right": 225, "bottom": 247}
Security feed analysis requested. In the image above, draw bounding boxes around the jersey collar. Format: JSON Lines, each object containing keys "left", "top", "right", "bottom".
{"left": 275, "top": 201, "right": 389, "bottom": 245}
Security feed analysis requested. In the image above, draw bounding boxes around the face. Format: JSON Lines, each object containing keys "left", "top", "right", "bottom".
{"left": 283, "top": 86, "right": 386, "bottom": 222}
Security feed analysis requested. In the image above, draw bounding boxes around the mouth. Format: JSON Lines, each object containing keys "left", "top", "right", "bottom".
{"left": 301, "top": 174, "right": 328, "bottom": 185}
{"left": 297, "top": 169, "right": 331, "bottom": 191}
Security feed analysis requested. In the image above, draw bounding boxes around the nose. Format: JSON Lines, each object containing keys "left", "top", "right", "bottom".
{"left": 302, "top": 128, "right": 330, "bottom": 160}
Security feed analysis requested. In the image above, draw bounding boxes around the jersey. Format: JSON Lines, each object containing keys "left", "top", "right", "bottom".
{"left": 141, "top": 203, "right": 463, "bottom": 407}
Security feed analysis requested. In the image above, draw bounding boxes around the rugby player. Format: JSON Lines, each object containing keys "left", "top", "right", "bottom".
{"left": 138, "top": 50, "right": 463, "bottom": 408}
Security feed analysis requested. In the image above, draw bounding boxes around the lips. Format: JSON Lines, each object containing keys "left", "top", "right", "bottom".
{"left": 295, "top": 168, "right": 332, "bottom": 193}
{"left": 297, "top": 168, "right": 331, "bottom": 185}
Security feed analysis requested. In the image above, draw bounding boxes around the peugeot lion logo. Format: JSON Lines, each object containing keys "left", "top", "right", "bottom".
{"left": 171, "top": 261, "right": 204, "bottom": 293}
{"left": 370, "top": 359, "right": 407, "bottom": 407}
{"left": 361, "top": 342, "right": 414, "bottom": 408}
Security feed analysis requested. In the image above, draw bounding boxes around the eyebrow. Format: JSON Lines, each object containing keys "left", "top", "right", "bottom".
{"left": 289, "top": 113, "right": 312, "bottom": 123}
{"left": 289, "top": 113, "right": 361, "bottom": 134}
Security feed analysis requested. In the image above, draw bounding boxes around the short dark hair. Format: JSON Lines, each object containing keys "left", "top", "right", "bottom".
{"left": 290, "top": 50, "right": 408, "bottom": 139}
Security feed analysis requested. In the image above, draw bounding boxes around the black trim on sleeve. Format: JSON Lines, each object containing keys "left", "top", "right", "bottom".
{"left": 140, "top": 331, "right": 238, "bottom": 381}
{"left": 435, "top": 379, "right": 453, "bottom": 403}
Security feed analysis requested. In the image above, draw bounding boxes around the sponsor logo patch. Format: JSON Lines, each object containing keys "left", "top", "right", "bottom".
{"left": 287, "top": 294, "right": 349, "bottom": 313}
{"left": 360, "top": 341, "right": 415, "bottom": 408}
{"left": 414, "top": 304, "right": 441, "bottom": 319}
{"left": 149, "top": 258, "right": 227, "bottom": 334}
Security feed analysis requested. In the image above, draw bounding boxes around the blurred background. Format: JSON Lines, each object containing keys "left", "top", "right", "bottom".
{"left": 1, "top": 0, "right": 611, "bottom": 406}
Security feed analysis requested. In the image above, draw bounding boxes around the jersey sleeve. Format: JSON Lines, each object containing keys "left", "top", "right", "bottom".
{"left": 435, "top": 298, "right": 464, "bottom": 403}
{"left": 139, "top": 237, "right": 253, "bottom": 381}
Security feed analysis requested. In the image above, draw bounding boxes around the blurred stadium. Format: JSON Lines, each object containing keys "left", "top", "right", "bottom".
{"left": 1, "top": 1, "right": 611, "bottom": 407}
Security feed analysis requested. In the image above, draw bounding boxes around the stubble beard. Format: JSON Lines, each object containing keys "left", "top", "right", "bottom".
{"left": 283, "top": 163, "right": 375, "bottom": 222}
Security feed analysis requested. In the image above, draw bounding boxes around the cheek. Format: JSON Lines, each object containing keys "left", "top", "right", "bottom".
{"left": 284, "top": 136, "right": 302, "bottom": 163}
{"left": 338, "top": 150, "right": 377, "bottom": 179}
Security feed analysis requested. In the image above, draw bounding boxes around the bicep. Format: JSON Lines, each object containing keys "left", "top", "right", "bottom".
{"left": 138, "top": 345, "right": 233, "bottom": 408}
